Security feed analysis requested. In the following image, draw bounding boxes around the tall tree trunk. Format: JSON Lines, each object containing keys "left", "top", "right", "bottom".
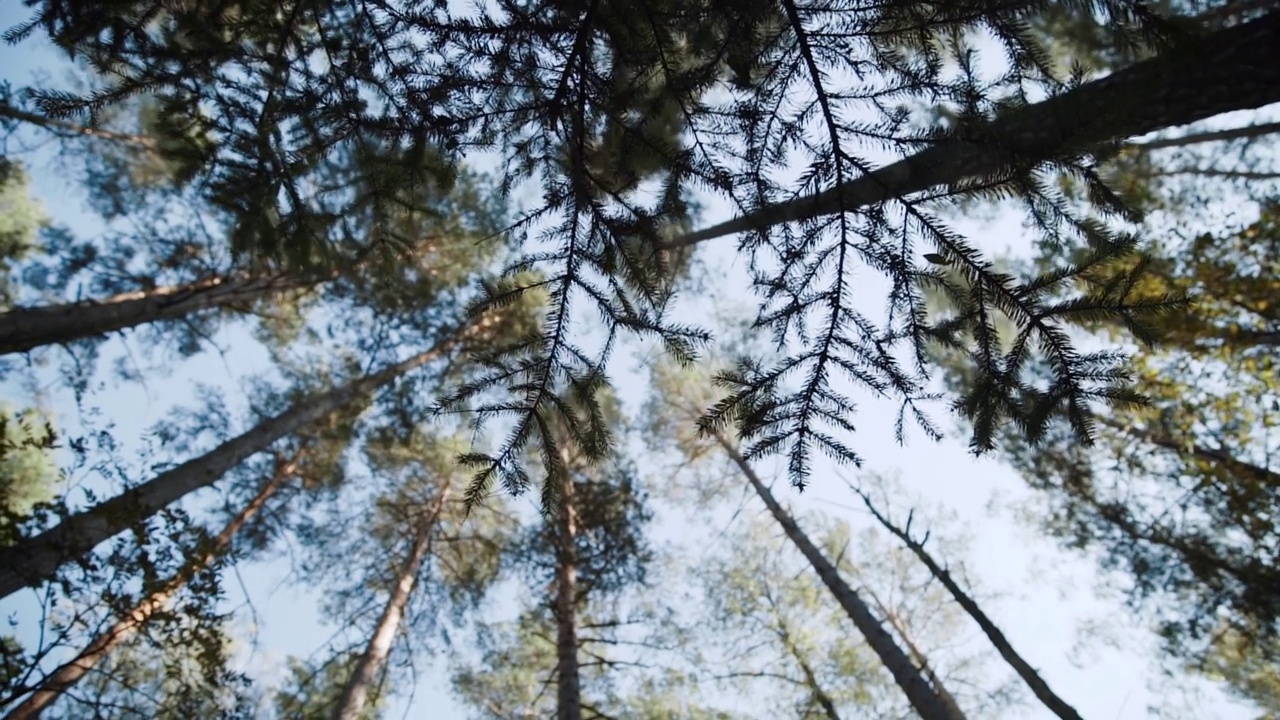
{"left": 712, "top": 433, "right": 965, "bottom": 720}
{"left": 669, "top": 11, "right": 1280, "bottom": 248}
{"left": 0, "top": 271, "right": 320, "bottom": 356}
{"left": 1, "top": 447, "right": 302, "bottom": 720}
{"left": 331, "top": 481, "right": 452, "bottom": 720}
{"left": 553, "top": 470, "right": 582, "bottom": 720}
{"left": 0, "top": 324, "right": 474, "bottom": 601}
{"left": 853, "top": 488, "right": 1084, "bottom": 720}
{"left": 861, "top": 584, "right": 967, "bottom": 720}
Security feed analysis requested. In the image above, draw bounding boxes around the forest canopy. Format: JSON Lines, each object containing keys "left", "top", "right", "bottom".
{"left": 0, "top": 0, "right": 1278, "bottom": 718}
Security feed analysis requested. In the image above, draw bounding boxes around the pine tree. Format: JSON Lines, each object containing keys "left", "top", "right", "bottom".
{"left": 647, "top": 358, "right": 966, "bottom": 720}
{"left": 0, "top": 119, "right": 501, "bottom": 366}
{"left": 274, "top": 653, "right": 384, "bottom": 720}
{"left": 1, "top": 445, "right": 302, "bottom": 719}
{"left": 848, "top": 479, "right": 1084, "bottom": 720}
{"left": 0, "top": 321, "right": 478, "bottom": 600}
{"left": 324, "top": 429, "right": 513, "bottom": 720}
{"left": 12, "top": 0, "right": 1272, "bottom": 493}
{"left": 451, "top": 389, "right": 652, "bottom": 719}
{"left": 927, "top": 205, "right": 1280, "bottom": 712}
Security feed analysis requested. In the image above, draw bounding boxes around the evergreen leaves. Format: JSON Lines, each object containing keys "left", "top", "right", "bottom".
{"left": 7, "top": 0, "right": 1264, "bottom": 494}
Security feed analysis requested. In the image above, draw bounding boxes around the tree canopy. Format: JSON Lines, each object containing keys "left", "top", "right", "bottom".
{"left": 1, "top": 0, "right": 1278, "bottom": 718}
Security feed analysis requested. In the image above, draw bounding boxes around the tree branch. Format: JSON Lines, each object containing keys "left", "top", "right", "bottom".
{"left": 845, "top": 481, "right": 1085, "bottom": 720}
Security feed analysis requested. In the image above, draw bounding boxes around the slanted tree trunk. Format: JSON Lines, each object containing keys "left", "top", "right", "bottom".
{"left": 712, "top": 433, "right": 965, "bottom": 720}
{"left": 553, "top": 470, "right": 582, "bottom": 720}
{"left": 669, "top": 11, "right": 1280, "bottom": 248}
{"left": 775, "top": 623, "right": 843, "bottom": 720}
{"left": 861, "top": 583, "right": 967, "bottom": 720}
{"left": 331, "top": 481, "right": 452, "bottom": 720}
{"left": 0, "top": 323, "right": 477, "bottom": 600}
{"left": 0, "top": 271, "right": 322, "bottom": 356}
{"left": 853, "top": 488, "right": 1085, "bottom": 720}
{"left": 2, "top": 447, "right": 303, "bottom": 720}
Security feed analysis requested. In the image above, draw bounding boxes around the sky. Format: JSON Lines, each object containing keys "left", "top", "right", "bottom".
{"left": 0, "top": 5, "right": 1263, "bottom": 719}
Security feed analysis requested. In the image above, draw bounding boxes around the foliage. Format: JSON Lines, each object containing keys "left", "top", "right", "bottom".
{"left": 4, "top": 0, "right": 1246, "bottom": 499}
{"left": 0, "top": 404, "right": 59, "bottom": 542}
{"left": 274, "top": 652, "right": 385, "bottom": 720}
{"left": 931, "top": 201, "right": 1280, "bottom": 714}
{"left": 0, "top": 161, "right": 46, "bottom": 309}
{"left": 450, "top": 388, "right": 654, "bottom": 718}
{"left": 2, "top": 1, "right": 1278, "bottom": 718}
{"left": 41, "top": 620, "right": 256, "bottom": 719}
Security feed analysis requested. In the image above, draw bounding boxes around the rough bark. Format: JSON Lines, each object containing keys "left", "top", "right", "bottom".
{"left": 713, "top": 433, "right": 965, "bottom": 720}
{"left": 1, "top": 449, "right": 301, "bottom": 720}
{"left": 0, "top": 272, "right": 319, "bottom": 356}
{"left": 854, "top": 489, "right": 1084, "bottom": 720}
{"left": 553, "top": 470, "right": 582, "bottom": 720}
{"left": 0, "top": 327, "right": 470, "bottom": 601}
{"left": 668, "top": 11, "right": 1280, "bottom": 249}
{"left": 331, "top": 481, "right": 452, "bottom": 720}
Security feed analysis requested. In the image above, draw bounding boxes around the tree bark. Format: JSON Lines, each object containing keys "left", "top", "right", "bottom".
{"left": 1, "top": 449, "right": 301, "bottom": 720}
{"left": 0, "top": 271, "right": 320, "bottom": 356}
{"left": 713, "top": 433, "right": 965, "bottom": 720}
{"left": 0, "top": 326, "right": 471, "bottom": 601}
{"left": 553, "top": 470, "right": 582, "bottom": 720}
{"left": 331, "top": 481, "right": 452, "bottom": 720}
{"left": 854, "top": 489, "right": 1084, "bottom": 720}
{"left": 668, "top": 11, "right": 1280, "bottom": 249}
{"left": 862, "top": 584, "right": 967, "bottom": 720}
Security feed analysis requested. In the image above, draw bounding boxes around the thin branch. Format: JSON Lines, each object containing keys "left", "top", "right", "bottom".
{"left": 845, "top": 480, "right": 1085, "bottom": 720}
{"left": 1133, "top": 120, "right": 1280, "bottom": 151}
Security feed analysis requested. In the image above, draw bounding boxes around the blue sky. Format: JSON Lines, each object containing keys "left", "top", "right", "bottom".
{"left": 0, "top": 5, "right": 1262, "bottom": 718}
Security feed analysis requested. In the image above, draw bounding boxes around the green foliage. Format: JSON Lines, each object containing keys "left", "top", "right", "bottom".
{"left": 0, "top": 404, "right": 59, "bottom": 546}
{"left": 362, "top": 427, "right": 513, "bottom": 607}
{"left": 933, "top": 203, "right": 1280, "bottom": 714}
{"left": 1199, "top": 628, "right": 1280, "bottom": 719}
{"left": 4, "top": 1, "right": 1279, "bottom": 717}
{"left": 6, "top": 0, "right": 1228, "bottom": 496}
{"left": 274, "top": 652, "right": 384, "bottom": 720}
{"left": 450, "top": 386, "right": 655, "bottom": 717}
{"left": 41, "top": 622, "right": 256, "bottom": 719}
{"left": 0, "top": 161, "right": 47, "bottom": 309}
{"left": 697, "top": 516, "right": 910, "bottom": 717}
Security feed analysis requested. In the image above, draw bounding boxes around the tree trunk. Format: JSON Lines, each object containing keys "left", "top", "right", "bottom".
{"left": 854, "top": 489, "right": 1084, "bottom": 720}
{"left": 0, "top": 328, "right": 468, "bottom": 601}
{"left": 884, "top": 610, "right": 966, "bottom": 720}
{"left": 331, "top": 481, "right": 452, "bottom": 720}
{"left": 0, "top": 271, "right": 319, "bottom": 356}
{"left": 713, "top": 433, "right": 965, "bottom": 720}
{"left": 776, "top": 625, "right": 843, "bottom": 720}
{"left": 1, "top": 448, "right": 301, "bottom": 720}
{"left": 669, "top": 11, "right": 1280, "bottom": 248}
{"left": 861, "top": 583, "right": 967, "bottom": 720}
{"left": 553, "top": 470, "right": 582, "bottom": 720}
